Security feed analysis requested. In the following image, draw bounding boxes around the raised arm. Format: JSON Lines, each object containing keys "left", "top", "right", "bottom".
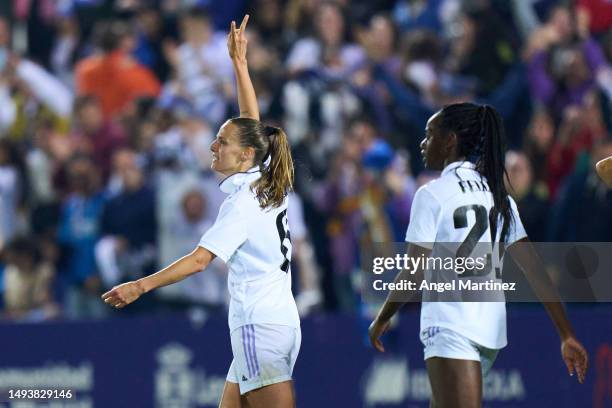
{"left": 228, "top": 15, "right": 259, "bottom": 120}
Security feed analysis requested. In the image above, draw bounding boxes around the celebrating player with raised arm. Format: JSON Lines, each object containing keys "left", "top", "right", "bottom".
{"left": 368, "top": 103, "right": 588, "bottom": 408}
{"left": 102, "top": 15, "right": 301, "bottom": 408}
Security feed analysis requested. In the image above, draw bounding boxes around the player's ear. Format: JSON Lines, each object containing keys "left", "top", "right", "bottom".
{"left": 243, "top": 147, "right": 255, "bottom": 162}
{"left": 445, "top": 131, "right": 458, "bottom": 157}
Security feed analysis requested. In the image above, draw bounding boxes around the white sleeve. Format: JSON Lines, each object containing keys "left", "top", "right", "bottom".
{"left": 198, "top": 199, "right": 247, "bottom": 263}
{"left": 505, "top": 196, "right": 528, "bottom": 245}
{"left": 16, "top": 59, "right": 73, "bottom": 118}
{"left": 405, "top": 186, "right": 440, "bottom": 249}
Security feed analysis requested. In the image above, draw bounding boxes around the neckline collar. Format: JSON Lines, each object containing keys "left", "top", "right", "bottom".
{"left": 218, "top": 167, "right": 261, "bottom": 194}
{"left": 441, "top": 160, "right": 477, "bottom": 177}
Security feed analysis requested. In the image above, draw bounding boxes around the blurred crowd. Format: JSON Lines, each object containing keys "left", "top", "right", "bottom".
{"left": 0, "top": 0, "right": 611, "bottom": 322}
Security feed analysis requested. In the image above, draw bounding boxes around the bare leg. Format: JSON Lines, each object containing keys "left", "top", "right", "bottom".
{"left": 426, "top": 357, "right": 482, "bottom": 408}
{"left": 243, "top": 380, "right": 295, "bottom": 408}
{"left": 219, "top": 381, "right": 251, "bottom": 408}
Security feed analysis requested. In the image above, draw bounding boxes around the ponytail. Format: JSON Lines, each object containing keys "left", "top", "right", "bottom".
{"left": 478, "top": 106, "right": 513, "bottom": 243}
{"left": 254, "top": 126, "right": 294, "bottom": 209}
{"left": 438, "top": 103, "right": 514, "bottom": 243}
{"left": 228, "top": 118, "right": 294, "bottom": 209}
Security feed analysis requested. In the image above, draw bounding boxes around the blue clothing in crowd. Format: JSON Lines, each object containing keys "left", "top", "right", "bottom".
{"left": 58, "top": 192, "right": 106, "bottom": 285}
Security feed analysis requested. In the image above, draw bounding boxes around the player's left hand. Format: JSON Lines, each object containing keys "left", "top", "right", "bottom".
{"left": 561, "top": 336, "right": 588, "bottom": 384}
{"left": 368, "top": 318, "right": 390, "bottom": 353}
{"left": 101, "top": 281, "right": 145, "bottom": 309}
{"left": 227, "top": 14, "right": 249, "bottom": 62}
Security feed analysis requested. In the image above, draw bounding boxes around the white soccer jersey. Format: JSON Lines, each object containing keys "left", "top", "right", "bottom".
{"left": 405, "top": 161, "right": 527, "bottom": 349}
{"left": 199, "top": 168, "right": 300, "bottom": 332}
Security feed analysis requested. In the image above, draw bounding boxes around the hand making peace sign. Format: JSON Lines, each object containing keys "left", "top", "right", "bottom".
{"left": 227, "top": 14, "right": 249, "bottom": 62}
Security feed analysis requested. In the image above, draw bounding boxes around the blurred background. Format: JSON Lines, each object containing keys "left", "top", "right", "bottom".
{"left": 0, "top": 0, "right": 611, "bottom": 406}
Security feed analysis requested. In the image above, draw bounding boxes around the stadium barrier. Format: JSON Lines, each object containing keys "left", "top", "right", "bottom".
{"left": 0, "top": 305, "right": 609, "bottom": 407}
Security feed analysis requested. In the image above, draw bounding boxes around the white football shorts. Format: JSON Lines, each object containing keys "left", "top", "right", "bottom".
{"left": 420, "top": 326, "right": 499, "bottom": 378}
{"left": 227, "top": 324, "right": 301, "bottom": 395}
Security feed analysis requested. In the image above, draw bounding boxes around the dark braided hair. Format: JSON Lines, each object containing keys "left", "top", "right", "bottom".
{"left": 437, "top": 102, "right": 514, "bottom": 243}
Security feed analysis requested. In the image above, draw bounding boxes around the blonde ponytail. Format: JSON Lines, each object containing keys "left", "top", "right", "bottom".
{"left": 254, "top": 126, "right": 294, "bottom": 208}
{"left": 228, "top": 118, "right": 294, "bottom": 209}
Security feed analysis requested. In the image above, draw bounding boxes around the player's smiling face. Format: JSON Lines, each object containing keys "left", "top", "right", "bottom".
{"left": 420, "top": 112, "right": 453, "bottom": 171}
{"left": 210, "top": 121, "right": 250, "bottom": 176}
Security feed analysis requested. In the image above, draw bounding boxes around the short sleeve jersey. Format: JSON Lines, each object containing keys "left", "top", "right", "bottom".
{"left": 405, "top": 161, "right": 527, "bottom": 349}
{"left": 199, "top": 168, "right": 300, "bottom": 332}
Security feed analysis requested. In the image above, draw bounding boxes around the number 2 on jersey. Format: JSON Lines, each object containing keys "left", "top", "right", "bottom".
{"left": 276, "top": 210, "right": 292, "bottom": 273}
{"left": 453, "top": 204, "right": 504, "bottom": 278}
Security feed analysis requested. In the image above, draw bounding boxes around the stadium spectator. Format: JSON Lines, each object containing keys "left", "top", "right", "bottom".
{"left": 0, "top": 16, "right": 16, "bottom": 133}
{"left": 14, "top": 0, "right": 58, "bottom": 67}
{"left": 25, "top": 121, "right": 59, "bottom": 207}
{"left": 396, "top": 30, "right": 444, "bottom": 107}
{"left": 70, "top": 95, "right": 128, "bottom": 182}
{"left": 447, "top": 3, "right": 518, "bottom": 95}
{"left": 50, "top": 16, "right": 82, "bottom": 89}
{"left": 523, "top": 107, "right": 555, "bottom": 190}
{"left": 75, "top": 20, "right": 161, "bottom": 119}
{"left": 578, "top": 0, "right": 612, "bottom": 36}
{"left": 392, "top": 0, "right": 449, "bottom": 33}
{"left": 527, "top": 5, "right": 609, "bottom": 120}
{"left": 286, "top": 1, "right": 365, "bottom": 76}
{"left": 506, "top": 150, "right": 550, "bottom": 242}
{"left": 547, "top": 92, "right": 607, "bottom": 198}
{"left": 132, "top": 7, "right": 170, "bottom": 82}
{"left": 288, "top": 192, "right": 323, "bottom": 316}
{"left": 549, "top": 138, "right": 612, "bottom": 241}
{"left": 0, "top": 17, "right": 73, "bottom": 137}
{"left": 58, "top": 156, "right": 106, "bottom": 319}
{"left": 317, "top": 122, "right": 365, "bottom": 311}
{"left": 249, "top": 0, "right": 287, "bottom": 53}
{"left": 156, "top": 189, "right": 227, "bottom": 310}
{"left": 0, "top": 140, "right": 22, "bottom": 251}
{"left": 284, "top": 2, "right": 365, "bottom": 154}
{"left": 160, "top": 7, "right": 234, "bottom": 126}
{"left": 99, "top": 150, "right": 157, "bottom": 286}
{"left": 150, "top": 104, "right": 216, "bottom": 173}
{"left": 1, "top": 236, "right": 59, "bottom": 321}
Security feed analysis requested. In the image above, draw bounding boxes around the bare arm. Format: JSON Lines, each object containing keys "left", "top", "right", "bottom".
{"left": 507, "top": 238, "right": 574, "bottom": 337}
{"left": 228, "top": 15, "right": 259, "bottom": 120}
{"left": 507, "top": 237, "right": 588, "bottom": 382}
{"left": 101, "top": 247, "right": 215, "bottom": 308}
{"left": 139, "top": 247, "right": 215, "bottom": 293}
{"left": 369, "top": 243, "right": 430, "bottom": 352}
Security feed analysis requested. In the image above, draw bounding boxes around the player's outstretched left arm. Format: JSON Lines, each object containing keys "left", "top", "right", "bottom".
{"left": 227, "top": 14, "right": 259, "bottom": 121}
{"left": 507, "top": 237, "right": 589, "bottom": 383}
{"left": 101, "top": 247, "right": 215, "bottom": 309}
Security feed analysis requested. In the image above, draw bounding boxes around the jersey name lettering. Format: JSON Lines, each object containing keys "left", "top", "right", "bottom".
{"left": 458, "top": 180, "right": 490, "bottom": 193}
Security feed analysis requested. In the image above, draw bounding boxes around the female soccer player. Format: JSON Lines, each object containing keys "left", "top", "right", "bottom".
{"left": 102, "top": 15, "right": 301, "bottom": 408}
{"left": 368, "top": 103, "right": 589, "bottom": 408}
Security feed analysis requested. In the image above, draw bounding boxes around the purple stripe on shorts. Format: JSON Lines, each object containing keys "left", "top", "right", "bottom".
{"left": 246, "top": 325, "right": 258, "bottom": 378}
{"left": 249, "top": 325, "right": 260, "bottom": 376}
{"left": 242, "top": 326, "right": 253, "bottom": 378}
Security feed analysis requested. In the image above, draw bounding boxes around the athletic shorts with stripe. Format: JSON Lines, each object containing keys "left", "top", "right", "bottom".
{"left": 420, "top": 326, "right": 499, "bottom": 378}
{"left": 227, "top": 324, "right": 301, "bottom": 395}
